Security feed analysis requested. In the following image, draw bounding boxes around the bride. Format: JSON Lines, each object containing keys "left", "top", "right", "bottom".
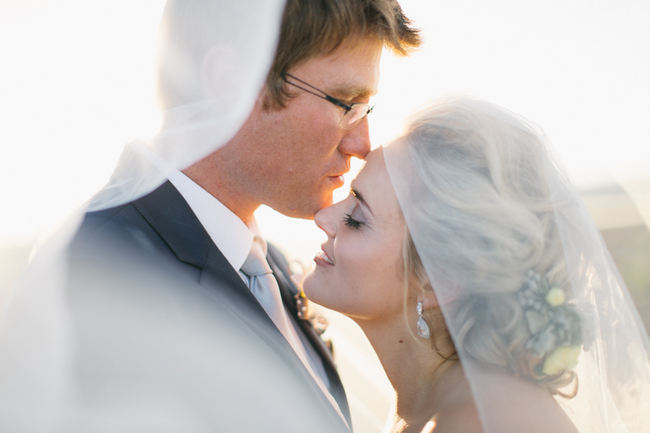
{"left": 303, "top": 97, "right": 650, "bottom": 433}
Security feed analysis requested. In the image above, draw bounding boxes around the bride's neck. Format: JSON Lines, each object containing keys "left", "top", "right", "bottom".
{"left": 360, "top": 322, "right": 460, "bottom": 432}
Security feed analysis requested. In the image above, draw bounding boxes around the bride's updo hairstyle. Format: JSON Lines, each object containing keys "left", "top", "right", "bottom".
{"left": 396, "top": 98, "right": 584, "bottom": 396}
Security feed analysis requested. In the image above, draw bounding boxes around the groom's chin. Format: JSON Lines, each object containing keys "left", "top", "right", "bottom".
{"left": 267, "top": 181, "right": 336, "bottom": 219}
{"left": 288, "top": 194, "right": 334, "bottom": 220}
{"left": 312, "top": 189, "right": 336, "bottom": 216}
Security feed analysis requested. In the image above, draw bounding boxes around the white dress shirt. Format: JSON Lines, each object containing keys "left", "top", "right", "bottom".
{"left": 167, "top": 168, "right": 253, "bottom": 272}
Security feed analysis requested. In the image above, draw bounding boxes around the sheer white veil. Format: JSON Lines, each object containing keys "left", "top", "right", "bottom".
{"left": 384, "top": 97, "right": 650, "bottom": 433}
{"left": 0, "top": 1, "right": 354, "bottom": 432}
{"left": 88, "top": 0, "right": 285, "bottom": 211}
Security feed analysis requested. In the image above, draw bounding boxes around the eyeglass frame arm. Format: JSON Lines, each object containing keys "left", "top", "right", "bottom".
{"left": 283, "top": 73, "right": 353, "bottom": 114}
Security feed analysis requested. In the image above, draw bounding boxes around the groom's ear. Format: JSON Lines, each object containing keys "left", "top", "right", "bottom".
{"left": 417, "top": 287, "right": 439, "bottom": 310}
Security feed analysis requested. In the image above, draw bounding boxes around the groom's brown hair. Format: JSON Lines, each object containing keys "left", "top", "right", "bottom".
{"left": 263, "top": 0, "right": 420, "bottom": 109}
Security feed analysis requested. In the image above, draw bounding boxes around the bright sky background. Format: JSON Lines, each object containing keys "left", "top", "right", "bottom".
{"left": 1, "top": 0, "right": 649, "bottom": 262}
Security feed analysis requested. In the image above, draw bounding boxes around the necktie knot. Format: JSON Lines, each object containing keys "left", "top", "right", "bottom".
{"left": 240, "top": 240, "right": 272, "bottom": 278}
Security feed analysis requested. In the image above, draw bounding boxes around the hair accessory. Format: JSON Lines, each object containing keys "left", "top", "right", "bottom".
{"left": 416, "top": 300, "right": 431, "bottom": 339}
{"left": 517, "top": 270, "right": 583, "bottom": 375}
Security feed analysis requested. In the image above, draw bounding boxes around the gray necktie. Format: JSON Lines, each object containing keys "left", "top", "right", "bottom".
{"left": 240, "top": 240, "right": 290, "bottom": 336}
{"left": 240, "top": 239, "right": 321, "bottom": 369}
{"left": 240, "top": 239, "right": 350, "bottom": 427}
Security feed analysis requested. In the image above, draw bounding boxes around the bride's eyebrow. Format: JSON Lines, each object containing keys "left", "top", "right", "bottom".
{"left": 350, "top": 186, "right": 374, "bottom": 216}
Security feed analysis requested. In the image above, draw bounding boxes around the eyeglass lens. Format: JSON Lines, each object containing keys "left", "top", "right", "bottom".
{"left": 340, "top": 104, "right": 373, "bottom": 129}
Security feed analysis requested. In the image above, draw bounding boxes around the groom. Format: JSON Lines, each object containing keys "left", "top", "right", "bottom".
{"left": 68, "top": 0, "right": 419, "bottom": 430}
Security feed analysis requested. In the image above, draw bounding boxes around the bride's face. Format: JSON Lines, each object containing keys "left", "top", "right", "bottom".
{"left": 303, "top": 148, "right": 406, "bottom": 321}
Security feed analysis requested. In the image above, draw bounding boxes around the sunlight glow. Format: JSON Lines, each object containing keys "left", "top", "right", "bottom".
{"left": 0, "top": 1, "right": 165, "bottom": 242}
{"left": 2, "top": 0, "right": 649, "bottom": 254}
{"left": 422, "top": 418, "right": 437, "bottom": 433}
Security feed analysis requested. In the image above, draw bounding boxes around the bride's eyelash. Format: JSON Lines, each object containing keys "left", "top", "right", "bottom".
{"left": 344, "top": 213, "right": 364, "bottom": 229}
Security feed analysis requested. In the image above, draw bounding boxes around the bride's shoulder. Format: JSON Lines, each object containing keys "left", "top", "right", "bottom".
{"left": 434, "top": 396, "right": 577, "bottom": 433}
{"left": 432, "top": 371, "right": 578, "bottom": 433}
{"left": 461, "top": 371, "right": 578, "bottom": 433}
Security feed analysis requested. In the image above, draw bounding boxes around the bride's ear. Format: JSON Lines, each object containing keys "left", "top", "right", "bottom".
{"left": 417, "top": 287, "right": 438, "bottom": 310}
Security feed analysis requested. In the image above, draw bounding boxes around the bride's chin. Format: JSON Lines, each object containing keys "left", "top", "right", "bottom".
{"left": 301, "top": 274, "right": 316, "bottom": 297}
{"left": 302, "top": 274, "right": 326, "bottom": 306}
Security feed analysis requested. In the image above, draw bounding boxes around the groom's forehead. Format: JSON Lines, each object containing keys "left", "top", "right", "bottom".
{"left": 302, "top": 37, "right": 381, "bottom": 97}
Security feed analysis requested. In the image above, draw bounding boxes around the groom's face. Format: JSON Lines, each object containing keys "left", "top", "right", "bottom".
{"left": 241, "top": 37, "right": 382, "bottom": 218}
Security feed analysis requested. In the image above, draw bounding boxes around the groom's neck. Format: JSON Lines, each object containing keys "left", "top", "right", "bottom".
{"left": 182, "top": 156, "right": 260, "bottom": 226}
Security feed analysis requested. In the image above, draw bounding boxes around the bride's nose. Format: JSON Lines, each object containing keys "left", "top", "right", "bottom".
{"left": 314, "top": 206, "right": 337, "bottom": 238}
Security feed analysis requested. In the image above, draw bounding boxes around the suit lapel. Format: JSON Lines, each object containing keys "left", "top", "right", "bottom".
{"left": 132, "top": 182, "right": 276, "bottom": 332}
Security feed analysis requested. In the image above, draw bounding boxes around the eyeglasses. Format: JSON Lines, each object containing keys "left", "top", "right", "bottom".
{"left": 283, "top": 73, "right": 374, "bottom": 130}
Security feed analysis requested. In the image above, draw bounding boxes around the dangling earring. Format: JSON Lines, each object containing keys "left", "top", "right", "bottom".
{"left": 416, "top": 300, "right": 431, "bottom": 339}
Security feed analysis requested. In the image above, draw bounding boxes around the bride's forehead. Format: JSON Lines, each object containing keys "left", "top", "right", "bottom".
{"left": 355, "top": 149, "right": 385, "bottom": 184}
{"left": 355, "top": 149, "right": 401, "bottom": 213}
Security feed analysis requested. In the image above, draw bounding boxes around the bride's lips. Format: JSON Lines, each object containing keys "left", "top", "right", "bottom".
{"left": 314, "top": 244, "right": 335, "bottom": 267}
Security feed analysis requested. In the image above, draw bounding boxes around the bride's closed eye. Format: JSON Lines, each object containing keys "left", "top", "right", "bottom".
{"left": 344, "top": 212, "right": 364, "bottom": 229}
{"left": 343, "top": 187, "right": 371, "bottom": 230}
{"left": 343, "top": 196, "right": 368, "bottom": 229}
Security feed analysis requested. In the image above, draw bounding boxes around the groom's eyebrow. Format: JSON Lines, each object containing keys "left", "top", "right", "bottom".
{"left": 350, "top": 187, "right": 373, "bottom": 216}
{"left": 331, "top": 85, "right": 375, "bottom": 101}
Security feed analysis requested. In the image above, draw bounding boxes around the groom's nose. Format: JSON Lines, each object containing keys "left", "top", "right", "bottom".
{"left": 338, "top": 117, "right": 371, "bottom": 159}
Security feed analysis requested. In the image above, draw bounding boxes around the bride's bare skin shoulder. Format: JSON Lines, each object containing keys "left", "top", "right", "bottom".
{"left": 417, "top": 368, "right": 579, "bottom": 433}
{"left": 432, "top": 393, "right": 577, "bottom": 433}
{"left": 443, "top": 370, "right": 579, "bottom": 433}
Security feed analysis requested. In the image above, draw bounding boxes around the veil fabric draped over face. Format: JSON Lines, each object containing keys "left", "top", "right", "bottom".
{"left": 0, "top": 2, "right": 357, "bottom": 432}
{"left": 383, "top": 98, "right": 650, "bottom": 433}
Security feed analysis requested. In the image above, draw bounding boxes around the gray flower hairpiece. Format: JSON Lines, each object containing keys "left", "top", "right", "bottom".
{"left": 517, "top": 270, "right": 583, "bottom": 376}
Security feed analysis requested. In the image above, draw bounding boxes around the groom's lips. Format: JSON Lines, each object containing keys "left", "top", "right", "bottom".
{"left": 326, "top": 174, "right": 345, "bottom": 188}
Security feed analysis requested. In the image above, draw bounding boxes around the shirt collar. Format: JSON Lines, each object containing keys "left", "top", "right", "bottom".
{"left": 166, "top": 168, "right": 253, "bottom": 271}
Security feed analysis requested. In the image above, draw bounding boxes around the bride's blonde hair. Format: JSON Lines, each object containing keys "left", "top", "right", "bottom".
{"left": 398, "top": 98, "right": 580, "bottom": 397}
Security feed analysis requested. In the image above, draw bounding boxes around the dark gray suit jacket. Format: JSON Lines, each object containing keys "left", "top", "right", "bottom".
{"left": 65, "top": 181, "right": 351, "bottom": 431}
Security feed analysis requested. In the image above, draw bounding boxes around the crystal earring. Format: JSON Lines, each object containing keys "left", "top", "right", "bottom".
{"left": 416, "top": 300, "right": 431, "bottom": 339}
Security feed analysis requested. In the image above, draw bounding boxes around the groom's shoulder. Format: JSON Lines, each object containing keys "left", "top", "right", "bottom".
{"left": 75, "top": 201, "right": 150, "bottom": 248}
{"left": 77, "top": 180, "right": 184, "bottom": 239}
{"left": 82, "top": 202, "right": 141, "bottom": 230}
{"left": 70, "top": 197, "right": 171, "bottom": 270}
{"left": 66, "top": 198, "right": 194, "bottom": 299}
